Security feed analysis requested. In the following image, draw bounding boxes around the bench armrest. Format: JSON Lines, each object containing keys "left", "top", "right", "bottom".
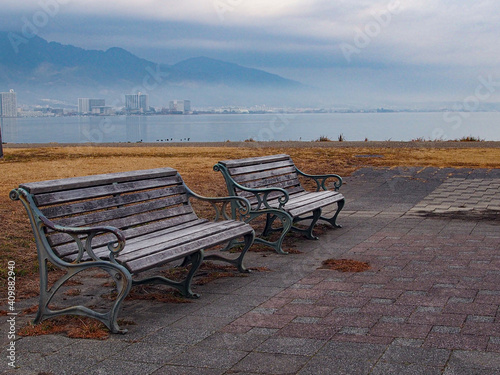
{"left": 295, "top": 167, "right": 343, "bottom": 191}
{"left": 10, "top": 188, "right": 126, "bottom": 263}
{"left": 184, "top": 185, "right": 252, "bottom": 221}
{"left": 214, "top": 163, "right": 290, "bottom": 210}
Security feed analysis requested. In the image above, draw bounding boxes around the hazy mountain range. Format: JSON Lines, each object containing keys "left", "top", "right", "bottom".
{"left": 0, "top": 31, "right": 306, "bottom": 108}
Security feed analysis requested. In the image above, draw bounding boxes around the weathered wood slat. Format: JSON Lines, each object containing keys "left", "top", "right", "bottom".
{"left": 118, "top": 221, "right": 246, "bottom": 262}
{"left": 21, "top": 168, "right": 178, "bottom": 194}
{"left": 241, "top": 175, "right": 302, "bottom": 191}
{"left": 287, "top": 193, "right": 344, "bottom": 217}
{"left": 56, "top": 215, "right": 204, "bottom": 258}
{"left": 34, "top": 175, "right": 182, "bottom": 206}
{"left": 48, "top": 205, "right": 195, "bottom": 247}
{"left": 52, "top": 194, "right": 188, "bottom": 228}
{"left": 219, "top": 154, "right": 290, "bottom": 168}
{"left": 282, "top": 191, "right": 335, "bottom": 209}
{"left": 228, "top": 159, "right": 295, "bottom": 176}
{"left": 232, "top": 166, "right": 297, "bottom": 184}
{"left": 124, "top": 224, "right": 251, "bottom": 273}
{"left": 41, "top": 185, "right": 186, "bottom": 219}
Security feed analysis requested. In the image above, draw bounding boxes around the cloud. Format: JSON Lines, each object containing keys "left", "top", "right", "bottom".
{"left": 3, "top": 0, "right": 500, "bottom": 106}
{"left": 6, "top": 0, "right": 500, "bottom": 69}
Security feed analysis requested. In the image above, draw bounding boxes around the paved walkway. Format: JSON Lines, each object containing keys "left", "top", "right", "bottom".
{"left": 3, "top": 167, "right": 500, "bottom": 375}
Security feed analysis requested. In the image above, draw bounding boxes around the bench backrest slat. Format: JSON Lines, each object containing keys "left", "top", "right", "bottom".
{"left": 33, "top": 176, "right": 181, "bottom": 206}
{"left": 52, "top": 194, "right": 188, "bottom": 229}
{"left": 20, "top": 168, "right": 199, "bottom": 257}
{"left": 20, "top": 168, "right": 177, "bottom": 194}
{"left": 220, "top": 154, "right": 304, "bottom": 195}
{"left": 226, "top": 159, "right": 295, "bottom": 176}
{"left": 219, "top": 154, "right": 290, "bottom": 168}
{"left": 41, "top": 185, "right": 186, "bottom": 219}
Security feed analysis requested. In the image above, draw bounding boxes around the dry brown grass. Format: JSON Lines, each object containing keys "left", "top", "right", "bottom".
{"left": 319, "top": 259, "right": 371, "bottom": 272}
{"left": 1, "top": 144, "right": 500, "bottom": 298}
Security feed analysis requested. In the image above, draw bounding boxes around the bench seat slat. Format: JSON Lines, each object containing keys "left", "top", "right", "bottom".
{"left": 55, "top": 214, "right": 203, "bottom": 258}
{"left": 117, "top": 221, "right": 247, "bottom": 262}
{"left": 73, "top": 219, "right": 217, "bottom": 260}
{"left": 286, "top": 192, "right": 344, "bottom": 217}
{"left": 117, "top": 221, "right": 236, "bottom": 255}
{"left": 124, "top": 223, "right": 252, "bottom": 273}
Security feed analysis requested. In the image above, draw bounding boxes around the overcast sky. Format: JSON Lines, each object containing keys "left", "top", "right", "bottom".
{"left": 3, "top": 0, "right": 500, "bottom": 107}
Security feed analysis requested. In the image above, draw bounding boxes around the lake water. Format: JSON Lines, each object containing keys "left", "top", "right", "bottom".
{"left": 1, "top": 112, "right": 499, "bottom": 143}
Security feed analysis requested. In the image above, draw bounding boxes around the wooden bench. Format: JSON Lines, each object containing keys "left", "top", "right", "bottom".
{"left": 214, "top": 154, "right": 345, "bottom": 254}
{"left": 10, "top": 167, "right": 254, "bottom": 333}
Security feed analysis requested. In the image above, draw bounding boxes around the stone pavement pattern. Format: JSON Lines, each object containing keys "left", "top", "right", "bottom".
{"left": 2, "top": 166, "right": 500, "bottom": 375}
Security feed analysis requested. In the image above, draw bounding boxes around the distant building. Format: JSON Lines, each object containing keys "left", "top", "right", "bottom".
{"left": 125, "top": 92, "right": 149, "bottom": 113}
{"left": 91, "top": 106, "right": 113, "bottom": 116}
{"left": 169, "top": 100, "right": 191, "bottom": 114}
{"left": 78, "top": 98, "right": 105, "bottom": 114}
{"left": 0, "top": 89, "right": 18, "bottom": 117}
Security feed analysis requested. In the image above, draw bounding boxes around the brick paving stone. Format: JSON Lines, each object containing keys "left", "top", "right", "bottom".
{"left": 231, "top": 352, "right": 310, "bottom": 374}
{"left": 317, "top": 295, "right": 370, "bottom": 308}
{"left": 319, "top": 312, "right": 380, "bottom": 328}
{"left": 370, "top": 362, "right": 443, "bottom": 375}
{"left": 293, "top": 316, "right": 321, "bottom": 324}
{"left": 447, "top": 350, "right": 500, "bottom": 372}
{"left": 360, "top": 303, "right": 415, "bottom": 317}
{"left": 443, "top": 303, "right": 498, "bottom": 316}
{"left": 85, "top": 359, "right": 162, "bottom": 375}
{"left": 256, "top": 336, "right": 327, "bottom": 356}
{"left": 462, "top": 322, "right": 500, "bottom": 336}
{"left": 407, "top": 312, "right": 466, "bottom": 326}
{"left": 370, "top": 322, "right": 432, "bottom": 339}
{"left": 167, "top": 347, "right": 248, "bottom": 370}
{"left": 231, "top": 313, "right": 295, "bottom": 329}
{"left": 275, "top": 288, "right": 327, "bottom": 299}
{"left": 152, "top": 367, "right": 224, "bottom": 375}
{"left": 423, "top": 333, "right": 489, "bottom": 351}
{"left": 391, "top": 338, "right": 425, "bottom": 347}
{"left": 379, "top": 345, "right": 450, "bottom": 366}
{"left": 395, "top": 293, "right": 448, "bottom": 307}
{"left": 195, "top": 332, "right": 267, "bottom": 351}
{"left": 277, "top": 323, "right": 338, "bottom": 340}
{"left": 487, "top": 337, "right": 500, "bottom": 353}
{"left": 431, "top": 326, "right": 461, "bottom": 334}
{"left": 275, "top": 304, "right": 333, "bottom": 317}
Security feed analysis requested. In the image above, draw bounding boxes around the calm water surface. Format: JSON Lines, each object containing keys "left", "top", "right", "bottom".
{"left": 1, "top": 112, "right": 499, "bottom": 143}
